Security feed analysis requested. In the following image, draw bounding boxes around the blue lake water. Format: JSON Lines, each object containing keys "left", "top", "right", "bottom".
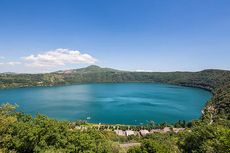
{"left": 0, "top": 83, "right": 212, "bottom": 125}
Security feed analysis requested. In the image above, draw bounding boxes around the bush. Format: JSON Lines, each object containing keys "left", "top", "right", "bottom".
{"left": 178, "top": 124, "right": 230, "bottom": 153}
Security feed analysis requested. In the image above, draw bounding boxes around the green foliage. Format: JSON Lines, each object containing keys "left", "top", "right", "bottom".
{"left": 174, "top": 120, "right": 186, "bottom": 128}
{"left": 178, "top": 124, "right": 230, "bottom": 153}
{"left": 127, "top": 133, "right": 180, "bottom": 153}
{"left": 127, "top": 146, "right": 142, "bottom": 153}
{"left": 0, "top": 104, "right": 116, "bottom": 153}
{"left": 127, "top": 139, "right": 174, "bottom": 153}
{"left": 0, "top": 103, "right": 17, "bottom": 136}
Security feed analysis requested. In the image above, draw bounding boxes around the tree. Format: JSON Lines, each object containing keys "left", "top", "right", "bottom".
{"left": 0, "top": 104, "right": 114, "bottom": 153}
{"left": 128, "top": 139, "right": 173, "bottom": 153}
{"left": 178, "top": 124, "right": 230, "bottom": 153}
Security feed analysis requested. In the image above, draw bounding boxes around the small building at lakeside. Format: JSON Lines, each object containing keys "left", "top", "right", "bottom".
{"left": 150, "top": 129, "right": 162, "bottom": 133}
{"left": 162, "top": 127, "right": 171, "bottom": 133}
{"left": 125, "top": 130, "right": 135, "bottom": 136}
{"left": 114, "top": 127, "right": 185, "bottom": 136}
{"left": 114, "top": 130, "right": 126, "bottom": 136}
{"left": 140, "top": 130, "right": 150, "bottom": 136}
{"left": 173, "top": 128, "right": 185, "bottom": 133}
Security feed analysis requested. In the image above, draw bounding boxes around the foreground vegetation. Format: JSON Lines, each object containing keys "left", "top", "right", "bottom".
{"left": 1, "top": 65, "right": 230, "bottom": 152}
{"left": 0, "top": 104, "right": 229, "bottom": 153}
{"left": 0, "top": 104, "right": 230, "bottom": 153}
{"left": 0, "top": 104, "right": 117, "bottom": 153}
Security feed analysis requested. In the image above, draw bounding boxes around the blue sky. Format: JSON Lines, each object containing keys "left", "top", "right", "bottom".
{"left": 0, "top": 0, "right": 230, "bottom": 73}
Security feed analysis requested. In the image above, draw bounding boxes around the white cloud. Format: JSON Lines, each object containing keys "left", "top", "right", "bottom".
{"left": 6, "top": 62, "right": 21, "bottom": 66}
{"left": 0, "top": 62, "right": 21, "bottom": 66}
{"left": 23, "top": 48, "right": 97, "bottom": 68}
{"left": 135, "top": 70, "right": 154, "bottom": 72}
{"left": 0, "top": 56, "right": 21, "bottom": 66}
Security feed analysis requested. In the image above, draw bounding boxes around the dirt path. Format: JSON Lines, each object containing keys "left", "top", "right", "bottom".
{"left": 119, "top": 143, "right": 141, "bottom": 148}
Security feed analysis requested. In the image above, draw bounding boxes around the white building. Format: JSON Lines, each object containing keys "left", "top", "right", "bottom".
{"left": 140, "top": 130, "right": 150, "bottom": 136}
{"left": 173, "top": 128, "right": 185, "bottom": 133}
{"left": 125, "top": 130, "right": 135, "bottom": 136}
{"left": 114, "top": 130, "right": 125, "bottom": 136}
{"left": 162, "top": 127, "right": 171, "bottom": 133}
{"left": 150, "top": 129, "right": 162, "bottom": 133}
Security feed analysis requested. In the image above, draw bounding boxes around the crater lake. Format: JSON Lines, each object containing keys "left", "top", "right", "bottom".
{"left": 0, "top": 83, "right": 212, "bottom": 125}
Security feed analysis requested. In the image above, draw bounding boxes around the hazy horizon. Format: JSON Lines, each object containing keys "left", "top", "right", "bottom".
{"left": 0, "top": 0, "right": 230, "bottom": 73}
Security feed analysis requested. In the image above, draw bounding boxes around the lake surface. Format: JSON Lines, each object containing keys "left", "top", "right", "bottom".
{"left": 0, "top": 83, "right": 212, "bottom": 125}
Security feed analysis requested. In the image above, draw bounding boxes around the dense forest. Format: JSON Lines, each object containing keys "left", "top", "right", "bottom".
{"left": 0, "top": 65, "right": 230, "bottom": 152}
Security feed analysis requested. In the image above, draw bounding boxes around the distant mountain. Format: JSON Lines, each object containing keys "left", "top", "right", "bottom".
{"left": 55, "top": 65, "right": 121, "bottom": 74}
{"left": 0, "top": 72, "right": 17, "bottom": 75}
{"left": 1, "top": 65, "right": 230, "bottom": 90}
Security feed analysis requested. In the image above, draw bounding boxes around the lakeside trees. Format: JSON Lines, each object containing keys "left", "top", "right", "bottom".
{"left": 178, "top": 124, "right": 230, "bottom": 153}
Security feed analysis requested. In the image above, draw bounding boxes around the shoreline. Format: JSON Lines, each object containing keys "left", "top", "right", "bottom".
{"left": 0, "top": 82, "right": 213, "bottom": 126}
